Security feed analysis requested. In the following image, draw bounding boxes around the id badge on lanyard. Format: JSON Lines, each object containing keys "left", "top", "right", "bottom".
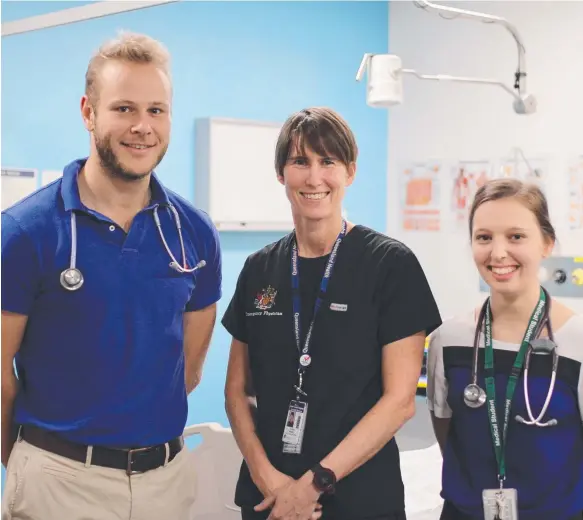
{"left": 482, "top": 489, "right": 518, "bottom": 520}
{"left": 281, "top": 221, "right": 347, "bottom": 455}
{"left": 481, "top": 289, "right": 546, "bottom": 520}
{"left": 282, "top": 400, "right": 308, "bottom": 454}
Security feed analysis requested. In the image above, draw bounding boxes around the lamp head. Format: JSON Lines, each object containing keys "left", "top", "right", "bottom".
{"left": 513, "top": 93, "right": 537, "bottom": 115}
{"left": 356, "top": 53, "right": 404, "bottom": 108}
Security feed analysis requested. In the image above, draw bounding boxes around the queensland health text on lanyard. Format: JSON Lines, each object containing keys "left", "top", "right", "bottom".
{"left": 481, "top": 288, "right": 546, "bottom": 520}
{"left": 281, "top": 220, "right": 347, "bottom": 455}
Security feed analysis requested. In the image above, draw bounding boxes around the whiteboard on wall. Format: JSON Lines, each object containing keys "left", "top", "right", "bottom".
{"left": 1, "top": 167, "right": 37, "bottom": 211}
{"left": 41, "top": 170, "right": 63, "bottom": 186}
{"left": 194, "top": 117, "right": 294, "bottom": 231}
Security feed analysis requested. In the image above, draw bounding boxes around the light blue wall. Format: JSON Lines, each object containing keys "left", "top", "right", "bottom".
{"left": 1, "top": 0, "right": 388, "bottom": 460}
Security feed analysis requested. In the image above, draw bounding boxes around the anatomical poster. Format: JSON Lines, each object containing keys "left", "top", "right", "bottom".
{"left": 567, "top": 156, "right": 583, "bottom": 231}
{"left": 400, "top": 161, "right": 442, "bottom": 232}
{"left": 450, "top": 160, "right": 492, "bottom": 228}
{"left": 498, "top": 155, "right": 548, "bottom": 195}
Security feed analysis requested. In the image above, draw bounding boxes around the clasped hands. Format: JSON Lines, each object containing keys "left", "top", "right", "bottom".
{"left": 254, "top": 467, "right": 323, "bottom": 520}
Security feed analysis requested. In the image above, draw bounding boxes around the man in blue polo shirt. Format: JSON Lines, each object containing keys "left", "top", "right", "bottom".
{"left": 1, "top": 32, "right": 221, "bottom": 519}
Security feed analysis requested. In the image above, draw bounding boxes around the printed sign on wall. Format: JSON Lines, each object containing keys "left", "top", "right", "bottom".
{"left": 567, "top": 156, "right": 583, "bottom": 231}
{"left": 450, "top": 160, "right": 492, "bottom": 229}
{"left": 400, "top": 161, "right": 442, "bottom": 232}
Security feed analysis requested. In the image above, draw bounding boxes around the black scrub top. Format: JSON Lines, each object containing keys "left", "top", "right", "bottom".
{"left": 222, "top": 225, "right": 442, "bottom": 519}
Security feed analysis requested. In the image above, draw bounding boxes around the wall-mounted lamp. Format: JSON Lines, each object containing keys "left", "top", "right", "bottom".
{"left": 356, "top": 0, "right": 537, "bottom": 115}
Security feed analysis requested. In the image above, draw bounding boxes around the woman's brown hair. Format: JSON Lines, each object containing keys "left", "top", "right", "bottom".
{"left": 469, "top": 178, "right": 556, "bottom": 244}
{"left": 274, "top": 107, "right": 358, "bottom": 177}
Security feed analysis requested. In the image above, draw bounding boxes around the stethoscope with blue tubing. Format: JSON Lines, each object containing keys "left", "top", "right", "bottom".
{"left": 463, "top": 286, "right": 559, "bottom": 427}
{"left": 60, "top": 204, "right": 206, "bottom": 291}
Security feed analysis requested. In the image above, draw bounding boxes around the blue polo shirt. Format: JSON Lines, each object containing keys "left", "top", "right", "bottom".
{"left": 1, "top": 158, "right": 222, "bottom": 448}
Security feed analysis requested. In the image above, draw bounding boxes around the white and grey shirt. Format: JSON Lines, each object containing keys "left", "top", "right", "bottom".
{"left": 426, "top": 310, "right": 583, "bottom": 518}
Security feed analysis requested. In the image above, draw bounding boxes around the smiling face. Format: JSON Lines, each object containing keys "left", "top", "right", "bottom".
{"left": 471, "top": 197, "right": 554, "bottom": 295}
{"left": 278, "top": 142, "right": 355, "bottom": 222}
{"left": 81, "top": 59, "right": 172, "bottom": 181}
{"left": 274, "top": 107, "right": 358, "bottom": 225}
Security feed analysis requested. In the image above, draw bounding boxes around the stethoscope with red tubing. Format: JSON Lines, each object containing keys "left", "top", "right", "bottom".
{"left": 463, "top": 286, "right": 559, "bottom": 427}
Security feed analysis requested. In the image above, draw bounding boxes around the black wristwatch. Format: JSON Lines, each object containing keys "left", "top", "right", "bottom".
{"left": 311, "top": 463, "right": 337, "bottom": 495}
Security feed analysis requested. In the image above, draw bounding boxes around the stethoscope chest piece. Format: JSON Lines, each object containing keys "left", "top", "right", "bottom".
{"left": 60, "top": 267, "right": 84, "bottom": 291}
{"left": 463, "top": 383, "right": 487, "bottom": 408}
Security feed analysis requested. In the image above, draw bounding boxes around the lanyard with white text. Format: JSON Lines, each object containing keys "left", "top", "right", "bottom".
{"left": 484, "top": 287, "right": 546, "bottom": 487}
{"left": 290, "top": 220, "right": 347, "bottom": 399}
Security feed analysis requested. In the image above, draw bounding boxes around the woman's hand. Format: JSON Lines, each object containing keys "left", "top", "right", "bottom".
{"left": 254, "top": 466, "right": 294, "bottom": 499}
{"left": 254, "top": 472, "right": 322, "bottom": 520}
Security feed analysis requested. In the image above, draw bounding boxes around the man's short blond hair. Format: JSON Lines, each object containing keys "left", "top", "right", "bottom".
{"left": 85, "top": 31, "right": 171, "bottom": 104}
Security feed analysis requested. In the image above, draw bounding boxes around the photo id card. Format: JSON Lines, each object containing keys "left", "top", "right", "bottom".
{"left": 282, "top": 400, "right": 307, "bottom": 455}
{"left": 482, "top": 488, "right": 518, "bottom": 520}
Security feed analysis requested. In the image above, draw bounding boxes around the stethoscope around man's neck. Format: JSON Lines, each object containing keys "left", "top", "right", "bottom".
{"left": 463, "top": 286, "right": 559, "bottom": 427}
{"left": 59, "top": 204, "right": 206, "bottom": 291}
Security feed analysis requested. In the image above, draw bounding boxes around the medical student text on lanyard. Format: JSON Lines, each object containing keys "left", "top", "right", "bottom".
{"left": 281, "top": 220, "right": 347, "bottom": 455}
{"left": 481, "top": 288, "right": 546, "bottom": 520}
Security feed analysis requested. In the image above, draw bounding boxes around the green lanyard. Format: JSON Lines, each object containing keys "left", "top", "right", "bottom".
{"left": 483, "top": 288, "right": 546, "bottom": 487}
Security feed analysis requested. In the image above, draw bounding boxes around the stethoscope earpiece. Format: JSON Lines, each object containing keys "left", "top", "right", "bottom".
{"left": 515, "top": 414, "right": 558, "bottom": 427}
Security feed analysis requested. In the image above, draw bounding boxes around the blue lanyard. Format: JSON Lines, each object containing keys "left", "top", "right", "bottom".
{"left": 290, "top": 220, "right": 347, "bottom": 397}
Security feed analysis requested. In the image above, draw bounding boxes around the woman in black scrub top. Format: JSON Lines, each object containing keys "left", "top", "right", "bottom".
{"left": 222, "top": 107, "right": 442, "bottom": 520}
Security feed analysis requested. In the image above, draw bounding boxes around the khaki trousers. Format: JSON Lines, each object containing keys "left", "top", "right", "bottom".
{"left": 1, "top": 438, "right": 198, "bottom": 520}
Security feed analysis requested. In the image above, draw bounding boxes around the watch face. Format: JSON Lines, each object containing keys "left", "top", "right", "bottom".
{"left": 319, "top": 473, "right": 333, "bottom": 487}
{"left": 315, "top": 468, "right": 335, "bottom": 492}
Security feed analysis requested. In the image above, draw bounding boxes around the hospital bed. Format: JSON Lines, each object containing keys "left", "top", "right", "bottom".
{"left": 184, "top": 422, "right": 443, "bottom": 520}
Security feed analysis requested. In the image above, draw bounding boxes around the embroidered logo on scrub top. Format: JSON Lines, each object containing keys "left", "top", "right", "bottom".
{"left": 254, "top": 286, "right": 277, "bottom": 310}
{"left": 247, "top": 286, "right": 283, "bottom": 317}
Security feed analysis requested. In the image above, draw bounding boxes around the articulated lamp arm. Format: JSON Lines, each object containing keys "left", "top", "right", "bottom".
{"left": 413, "top": 0, "right": 527, "bottom": 96}
{"left": 400, "top": 69, "right": 521, "bottom": 102}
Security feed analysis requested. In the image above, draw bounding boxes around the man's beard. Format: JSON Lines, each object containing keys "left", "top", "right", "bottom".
{"left": 95, "top": 132, "right": 167, "bottom": 182}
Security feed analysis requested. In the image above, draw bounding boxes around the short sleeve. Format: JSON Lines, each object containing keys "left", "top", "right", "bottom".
{"left": 426, "top": 327, "right": 452, "bottom": 418}
{"left": 186, "top": 222, "right": 222, "bottom": 311}
{"left": 377, "top": 247, "right": 442, "bottom": 346}
{"left": 221, "top": 258, "right": 250, "bottom": 344}
{"left": 1, "top": 213, "right": 41, "bottom": 315}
